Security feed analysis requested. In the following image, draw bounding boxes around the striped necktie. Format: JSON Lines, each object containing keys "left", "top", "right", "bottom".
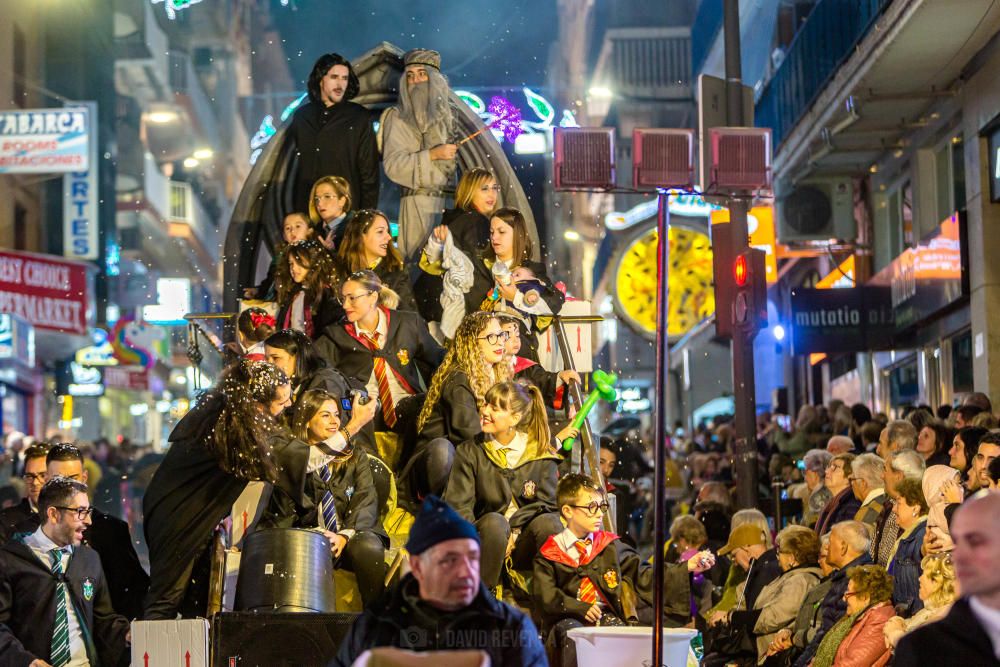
{"left": 317, "top": 465, "right": 339, "bottom": 532}
{"left": 574, "top": 539, "right": 599, "bottom": 604}
{"left": 361, "top": 331, "right": 397, "bottom": 428}
{"left": 48, "top": 548, "right": 71, "bottom": 667}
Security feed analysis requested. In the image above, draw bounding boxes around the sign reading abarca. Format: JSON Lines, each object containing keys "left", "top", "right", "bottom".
{"left": 0, "top": 250, "right": 91, "bottom": 336}
{"left": 0, "top": 107, "right": 90, "bottom": 174}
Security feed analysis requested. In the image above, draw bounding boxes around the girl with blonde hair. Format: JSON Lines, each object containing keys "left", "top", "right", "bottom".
{"left": 308, "top": 175, "right": 352, "bottom": 250}
{"left": 444, "top": 380, "right": 577, "bottom": 590}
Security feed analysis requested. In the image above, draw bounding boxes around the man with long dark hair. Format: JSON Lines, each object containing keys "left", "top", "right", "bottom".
{"left": 289, "top": 53, "right": 380, "bottom": 215}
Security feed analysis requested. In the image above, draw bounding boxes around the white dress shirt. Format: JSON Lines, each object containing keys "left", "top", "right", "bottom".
{"left": 25, "top": 527, "right": 88, "bottom": 667}
{"left": 554, "top": 527, "right": 594, "bottom": 564}
{"left": 969, "top": 595, "right": 1000, "bottom": 661}
{"left": 356, "top": 310, "right": 412, "bottom": 408}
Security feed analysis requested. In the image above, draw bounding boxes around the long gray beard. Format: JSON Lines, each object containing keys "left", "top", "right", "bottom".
{"left": 399, "top": 74, "right": 453, "bottom": 143}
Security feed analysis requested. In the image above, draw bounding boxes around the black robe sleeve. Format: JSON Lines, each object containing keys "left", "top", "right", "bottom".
{"left": 442, "top": 375, "right": 483, "bottom": 444}
{"left": 442, "top": 440, "right": 479, "bottom": 523}
{"left": 533, "top": 552, "right": 592, "bottom": 623}
{"left": 90, "top": 559, "right": 131, "bottom": 667}
{"left": 618, "top": 541, "right": 692, "bottom": 617}
{"left": 340, "top": 450, "right": 379, "bottom": 534}
{"left": 357, "top": 115, "right": 380, "bottom": 209}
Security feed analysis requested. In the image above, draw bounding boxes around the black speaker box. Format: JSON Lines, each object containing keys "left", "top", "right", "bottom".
{"left": 212, "top": 612, "right": 359, "bottom": 667}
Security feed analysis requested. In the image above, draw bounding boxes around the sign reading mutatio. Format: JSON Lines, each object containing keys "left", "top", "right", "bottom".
{"left": 790, "top": 287, "right": 894, "bottom": 354}
{"left": 0, "top": 107, "right": 90, "bottom": 173}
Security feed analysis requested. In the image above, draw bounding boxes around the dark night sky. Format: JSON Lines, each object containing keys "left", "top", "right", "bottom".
{"left": 272, "top": 0, "right": 561, "bottom": 90}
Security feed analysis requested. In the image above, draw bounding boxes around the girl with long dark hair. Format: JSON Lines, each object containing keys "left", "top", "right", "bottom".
{"left": 275, "top": 240, "right": 343, "bottom": 339}
{"left": 143, "top": 361, "right": 291, "bottom": 619}
{"left": 337, "top": 210, "right": 417, "bottom": 312}
{"left": 291, "top": 389, "right": 388, "bottom": 605}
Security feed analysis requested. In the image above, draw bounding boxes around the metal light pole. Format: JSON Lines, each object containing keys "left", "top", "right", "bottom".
{"left": 724, "top": 0, "right": 760, "bottom": 509}
{"left": 651, "top": 189, "right": 670, "bottom": 666}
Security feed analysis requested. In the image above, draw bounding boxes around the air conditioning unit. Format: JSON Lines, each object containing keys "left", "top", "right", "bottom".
{"left": 553, "top": 127, "right": 616, "bottom": 190}
{"left": 632, "top": 128, "right": 695, "bottom": 190}
{"left": 706, "top": 127, "right": 772, "bottom": 194}
{"left": 776, "top": 177, "right": 856, "bottom": 243}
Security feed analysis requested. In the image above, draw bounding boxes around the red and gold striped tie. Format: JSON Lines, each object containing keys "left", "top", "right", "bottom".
{"left": 363, "top": 332, "right": 397, "bottom": 428}
{"left": 574, "top": 539, "right": 598, "bottom": 604}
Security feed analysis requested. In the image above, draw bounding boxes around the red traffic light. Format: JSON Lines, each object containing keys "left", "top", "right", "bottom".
{"left": 734, "top": 254, "right": 749, "bottom": 286}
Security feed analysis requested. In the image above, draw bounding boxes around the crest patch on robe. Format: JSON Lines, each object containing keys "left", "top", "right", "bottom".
{"left": 602, "top": 569, "right": 619, "bottom": 589}
{"left": 397, "top": 349, "right": 410, "bottom": 365}
{"left": 82, "top": 578, "right": 94, "bottom": 601}
{"left": 522, "top": 480, "right": 536, "bottom": 499}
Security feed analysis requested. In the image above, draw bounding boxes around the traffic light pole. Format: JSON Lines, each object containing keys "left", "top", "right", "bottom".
{"left": 651, "top": 190, "right": 670, "bottom": 667}
{"left": 724, "top": 0, "right": 760, "bottom": 509}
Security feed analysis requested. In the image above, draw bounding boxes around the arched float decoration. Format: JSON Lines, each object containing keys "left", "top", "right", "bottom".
{"left": 223, "top": 42, "right": 540, "bottom": 312}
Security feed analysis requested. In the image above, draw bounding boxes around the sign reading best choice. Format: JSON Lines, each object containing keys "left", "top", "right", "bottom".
{"left": 0, "top": 107, "right": 90, "bottom": 174}
{"left": 0, "top": 250, "right": 91, "bottom": 336}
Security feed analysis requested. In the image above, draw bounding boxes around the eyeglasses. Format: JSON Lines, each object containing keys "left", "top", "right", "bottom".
{"left": 313, "top": 194, "right": 341, "bottom": 204}
{"left": 55, "top": 506, "right": 94, "bottom": 520}
{"left": 478, "top": 331, "right": 511, "bottom": 346}
{"left": 341, "top": 291, "right": 374, "bottom": 306}
{"left": 570, "top": 501, "right": 610, "bottom": 515}
{"left": 23, "top": 473, "right": 46, "bottom": 483}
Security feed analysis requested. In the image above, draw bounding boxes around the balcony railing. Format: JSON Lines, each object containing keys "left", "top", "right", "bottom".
{"left": 169, "top": 181, "right": 219, "bottom": 262}
{"left": 755, "top": 0, "right": 893, "bottom": 149}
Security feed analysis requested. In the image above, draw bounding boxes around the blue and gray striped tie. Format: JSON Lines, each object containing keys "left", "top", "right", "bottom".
{"left": 317, "top": 465, "right": 339, "bottom": 532}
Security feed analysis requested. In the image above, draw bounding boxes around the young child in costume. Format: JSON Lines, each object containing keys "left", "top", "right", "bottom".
{"left": 533, "top": 473, "right": 715, "bottom": 667}
{"left": 243, "top": 212, "right": 314, "bottom": 301}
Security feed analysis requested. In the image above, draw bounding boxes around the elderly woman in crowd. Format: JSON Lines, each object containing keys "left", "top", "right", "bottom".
{"left": 741, "top": 526, "right": 823, "bottom": 664}
{"left": 764, "top": 534, "right": 835, "bottom": 666}
{"left": 887, "top": 478, "right": 928, "bottom": 615}
{"left": 810, "top": 565, "right": 896, "bottom": 667}
{"left": 815, "top": 454, "right": 860, "bottom": 536}
{"left": 792, "top": 449, "right": 833, "bottom": 528}
{"left": 880, "top": 552, "right": 958, "bottom": 658}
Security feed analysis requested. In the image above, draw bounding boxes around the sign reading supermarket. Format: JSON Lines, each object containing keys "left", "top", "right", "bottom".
{"left": 0, "top": 107, "right": 90, "bottom": 174}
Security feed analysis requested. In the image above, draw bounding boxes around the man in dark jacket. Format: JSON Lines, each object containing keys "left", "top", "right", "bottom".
{"left": 0, "top": 443, "right": 48, "bottom": 543}
{"left": 290, "top": 53, "right": 379, "bottom": 214}
{"left": 45, "top": 443, "right": 150, "bottom": 621}
{"left": 331, "top": 495, "right": 546, "bottom": 667}
{"left": 896, "top": 492, "right": 1000, "bottom": 666}
{"left": 794, "top": 520, "right": 872, "bottom": 667}
{"left": 0, "top": 477, "right": 130, "bottom": 667}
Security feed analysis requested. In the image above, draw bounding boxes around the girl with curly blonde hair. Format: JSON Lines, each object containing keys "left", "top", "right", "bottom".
{"left": 404, "top": 311, "right": 511, "bottom": 501}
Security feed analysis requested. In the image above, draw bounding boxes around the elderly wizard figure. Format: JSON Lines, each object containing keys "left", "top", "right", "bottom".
{"left": 382, "top": 48, "right": 458, "bottom": 262}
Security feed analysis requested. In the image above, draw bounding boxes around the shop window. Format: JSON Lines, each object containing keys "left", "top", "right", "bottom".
{"left": 952, "top": 330, "right": 974, "bottom": 394}
{"left": 889, "top": 360, "right": 919, "bottom": 410}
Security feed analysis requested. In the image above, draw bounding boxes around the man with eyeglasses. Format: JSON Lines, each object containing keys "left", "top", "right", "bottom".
{"left": 0, "top": 476, "right": 130, "bottom": 667}
{"left": 44, "top": 443, "right": 150, "bottom": 621}
{"left": 0, "top": 443, "right": 49, "bottom": 543}
{"left": 534, "top": 474, "right": 714, "bottom": 667}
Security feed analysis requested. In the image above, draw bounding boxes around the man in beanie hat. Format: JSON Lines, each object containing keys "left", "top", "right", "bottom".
{"left": 330, "top": 495, "right": 547, "bottom": 667}
{"left": 382, "top": 48, "right": 459, "bottom": 262}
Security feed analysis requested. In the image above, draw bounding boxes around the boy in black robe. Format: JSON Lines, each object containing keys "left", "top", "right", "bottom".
{"left": 533, "top": 474, "right": 716, "bottom": 667}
